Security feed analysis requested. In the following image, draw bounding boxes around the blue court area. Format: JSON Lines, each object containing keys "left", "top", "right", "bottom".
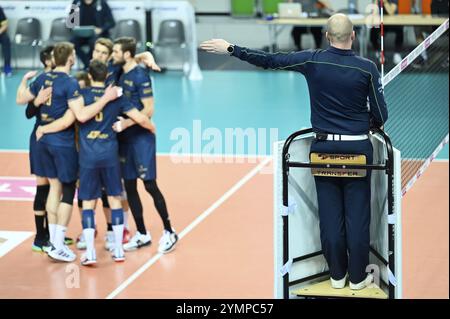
{"left": 0, "top": 70, "right": 448, "bottom": 159}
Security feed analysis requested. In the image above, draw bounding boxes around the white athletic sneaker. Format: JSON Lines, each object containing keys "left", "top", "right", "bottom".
{"left": 123, "top": 231, "right": 152, "bottom": 251}
{"left": 63, "top": 245, "right": 77, "bottom": 260}
{"left": 76, "top": 233, "right": 87, "bottom": 250}
{"left": 158, "top": 229, "right": 178, "bottom": 254}
{"left": 111, "top": 247, "right": 125, "bottom": 262}
{"left": 104, "top": 231, "right": 115, "bottom": 251}
{"left": 48, "top": 246, "right": 77, "bottom": 262}
{"left": 80, "top": 251, "right": 97, "bottom": 266}
{"left": 350, "top": 274, "right": 374, "bottom": 290}
{"left": 393, "top": 53, "right": 402, "bottom": 65}
{"left": 330, "top": 274, "right": 347, "bottom": 289}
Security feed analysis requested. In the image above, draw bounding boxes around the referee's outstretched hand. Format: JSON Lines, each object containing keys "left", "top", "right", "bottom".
{"left": 200, "top": 39, "right": 231, "bottom": 55}
{"left": 135, "top": 51, "right": 162, "bottom": 72}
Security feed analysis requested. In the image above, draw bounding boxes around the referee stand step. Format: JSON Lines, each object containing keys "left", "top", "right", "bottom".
{"left": 292, "top": 279, "right": 388, "bottom": 299}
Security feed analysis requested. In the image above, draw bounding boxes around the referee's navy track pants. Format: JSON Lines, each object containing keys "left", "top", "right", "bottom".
{"left": 310, "top": 138, "right": 373, "bottom": 284}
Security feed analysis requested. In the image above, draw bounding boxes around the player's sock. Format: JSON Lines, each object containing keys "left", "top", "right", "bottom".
{"left": 44, "top": 213, "right": 49, "bottom": 239}
{"left": 111, "top": 209, "right": 124, "bottom": 249}
{"left": 83, "top": 228, "right": 95, "bottom": 258}
{"left": 33, "top": 185, "right": 50, "bottom": 240}
{"left": 34, "top": 214, "right": 47, "bottom": 241}
{"left": 82, "top": 209, "right": 95, "bottom": 230}
{"left": 144, "top": 180, "right": 172, "bottom": 232}
{"left": 54, "top": 225, "right": 67, "bottom": 250}
{"left": 82, "top": 209, "right": 96, "bottom": 257}
{"left": 44, "top": 212, "right": 50, "bottom": 240}
{"left": 123, "top": 210, "right": 129, "bottom": 229}
{"left": 48, "top": 223, "right": 57, "bottom": 245}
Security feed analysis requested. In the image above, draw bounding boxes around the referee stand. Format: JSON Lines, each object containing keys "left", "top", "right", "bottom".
{"left": 273, "top": 128, "right": 402, "bottom": 299}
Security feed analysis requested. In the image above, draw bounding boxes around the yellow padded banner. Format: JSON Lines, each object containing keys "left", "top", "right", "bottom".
{"left": 310, "top": 153, "right": 367, "bottom": 177}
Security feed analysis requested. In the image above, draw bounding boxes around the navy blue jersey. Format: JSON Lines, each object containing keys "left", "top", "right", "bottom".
{"left": 232, "top": 46, "right": 388, "bottom": 135}
{"left": 78, "top": 86, "right": 135, "bottom": 168}
{"left": 106, "top": 60, "right": 122, "bottom": 86}
{"left": 29, "top": 71, "right": 81, "bottom": 147}
{"left": 118, "top": 65, "right": 153, "bottom": 142}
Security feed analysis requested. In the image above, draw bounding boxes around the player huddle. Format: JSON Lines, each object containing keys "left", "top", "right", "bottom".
{"left": 16, "top": 37, "right": 178, "bottom": 266}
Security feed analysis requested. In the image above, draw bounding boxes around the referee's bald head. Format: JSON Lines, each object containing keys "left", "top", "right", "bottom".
{"left": 326, "top": 13, "right": 355, "bottom": 44}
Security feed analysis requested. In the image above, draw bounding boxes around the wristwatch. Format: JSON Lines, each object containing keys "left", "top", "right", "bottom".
{"left": 227, "top": 45, "right": 235, "bottom": 55}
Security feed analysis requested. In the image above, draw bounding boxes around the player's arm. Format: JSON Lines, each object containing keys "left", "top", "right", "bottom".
{"left": 200, "top": 39, "right": 311, "bottom": 73}
{"left": 119, "top": 97, "right": 154, "bottom": 130}
{"left": 124, "top": 108, "right": 156, "bottom": 133}
{"left": 68, "top": 86, "right": 119, "bottom": 123}
{"left": 139, "top": 97, "right": 154, "bottom": 118}
{"left": 25, "top": 102, "right": 43, "bottom": 119}
{"left": 16, "top": 71, "right": 38, "bottom": 105}
{"left": 135, "top": 51, "right": 161, "bottom": 72}
{"left": 25, "top": 87, "right": 53, "bottom": 119}
{"left": 35, "top": 109, "right": 76, "bottom": 141}
{"left": 25, "top": 102, "right": 38, "bottom": 119}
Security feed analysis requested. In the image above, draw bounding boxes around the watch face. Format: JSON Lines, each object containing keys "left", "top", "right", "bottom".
{"left": 227, "top": 46, "right": 233, "bottom": 53}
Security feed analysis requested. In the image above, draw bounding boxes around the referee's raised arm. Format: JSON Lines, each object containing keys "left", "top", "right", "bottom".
{"left": 200, "top": 39, "right": 312, "bottom": 73}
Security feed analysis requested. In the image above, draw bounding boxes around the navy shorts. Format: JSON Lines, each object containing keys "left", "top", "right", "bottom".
{"left": 29, "top": 129, "right": 46, "bottom": 177}
{"left": 119, "top": 133, "right": 156, "bottom": 181}
{"left": 78, "top": 164, "right": 123, "bottom": 200}
{"left": 40, "top": 143, "right": 79, "bottom": 183}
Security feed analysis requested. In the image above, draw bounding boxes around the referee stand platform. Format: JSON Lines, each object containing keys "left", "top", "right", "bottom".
{"left": 292, "top": 280, "right": 388, "bottom": 299}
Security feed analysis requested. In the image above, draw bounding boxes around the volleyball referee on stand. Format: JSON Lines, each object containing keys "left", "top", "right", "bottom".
{"left": 201, "top": 13, "right": 388, "bottom": 290}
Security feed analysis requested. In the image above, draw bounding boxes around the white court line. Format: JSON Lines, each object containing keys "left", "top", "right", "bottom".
{"left": 0, "top": 231, "right": 34, "bottom": 258}
{"left": 105, "top": 156, "right": 272, "bottom": 299}
{"left": 0, "top": 149, "right": 29, "bottom": 153}
{"left": 0, "top": 197, "right": 34, "bottom": 202}
{"left": 158, "top": 153, "right": 271, "bottom": 159}
{"left": 0, "top": 176, "right": 35, "bottom": 180}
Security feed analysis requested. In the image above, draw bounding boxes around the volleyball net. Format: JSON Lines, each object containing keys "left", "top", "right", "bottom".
{"left": 383, "top": 19, "right": 449, "bottom": 195}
